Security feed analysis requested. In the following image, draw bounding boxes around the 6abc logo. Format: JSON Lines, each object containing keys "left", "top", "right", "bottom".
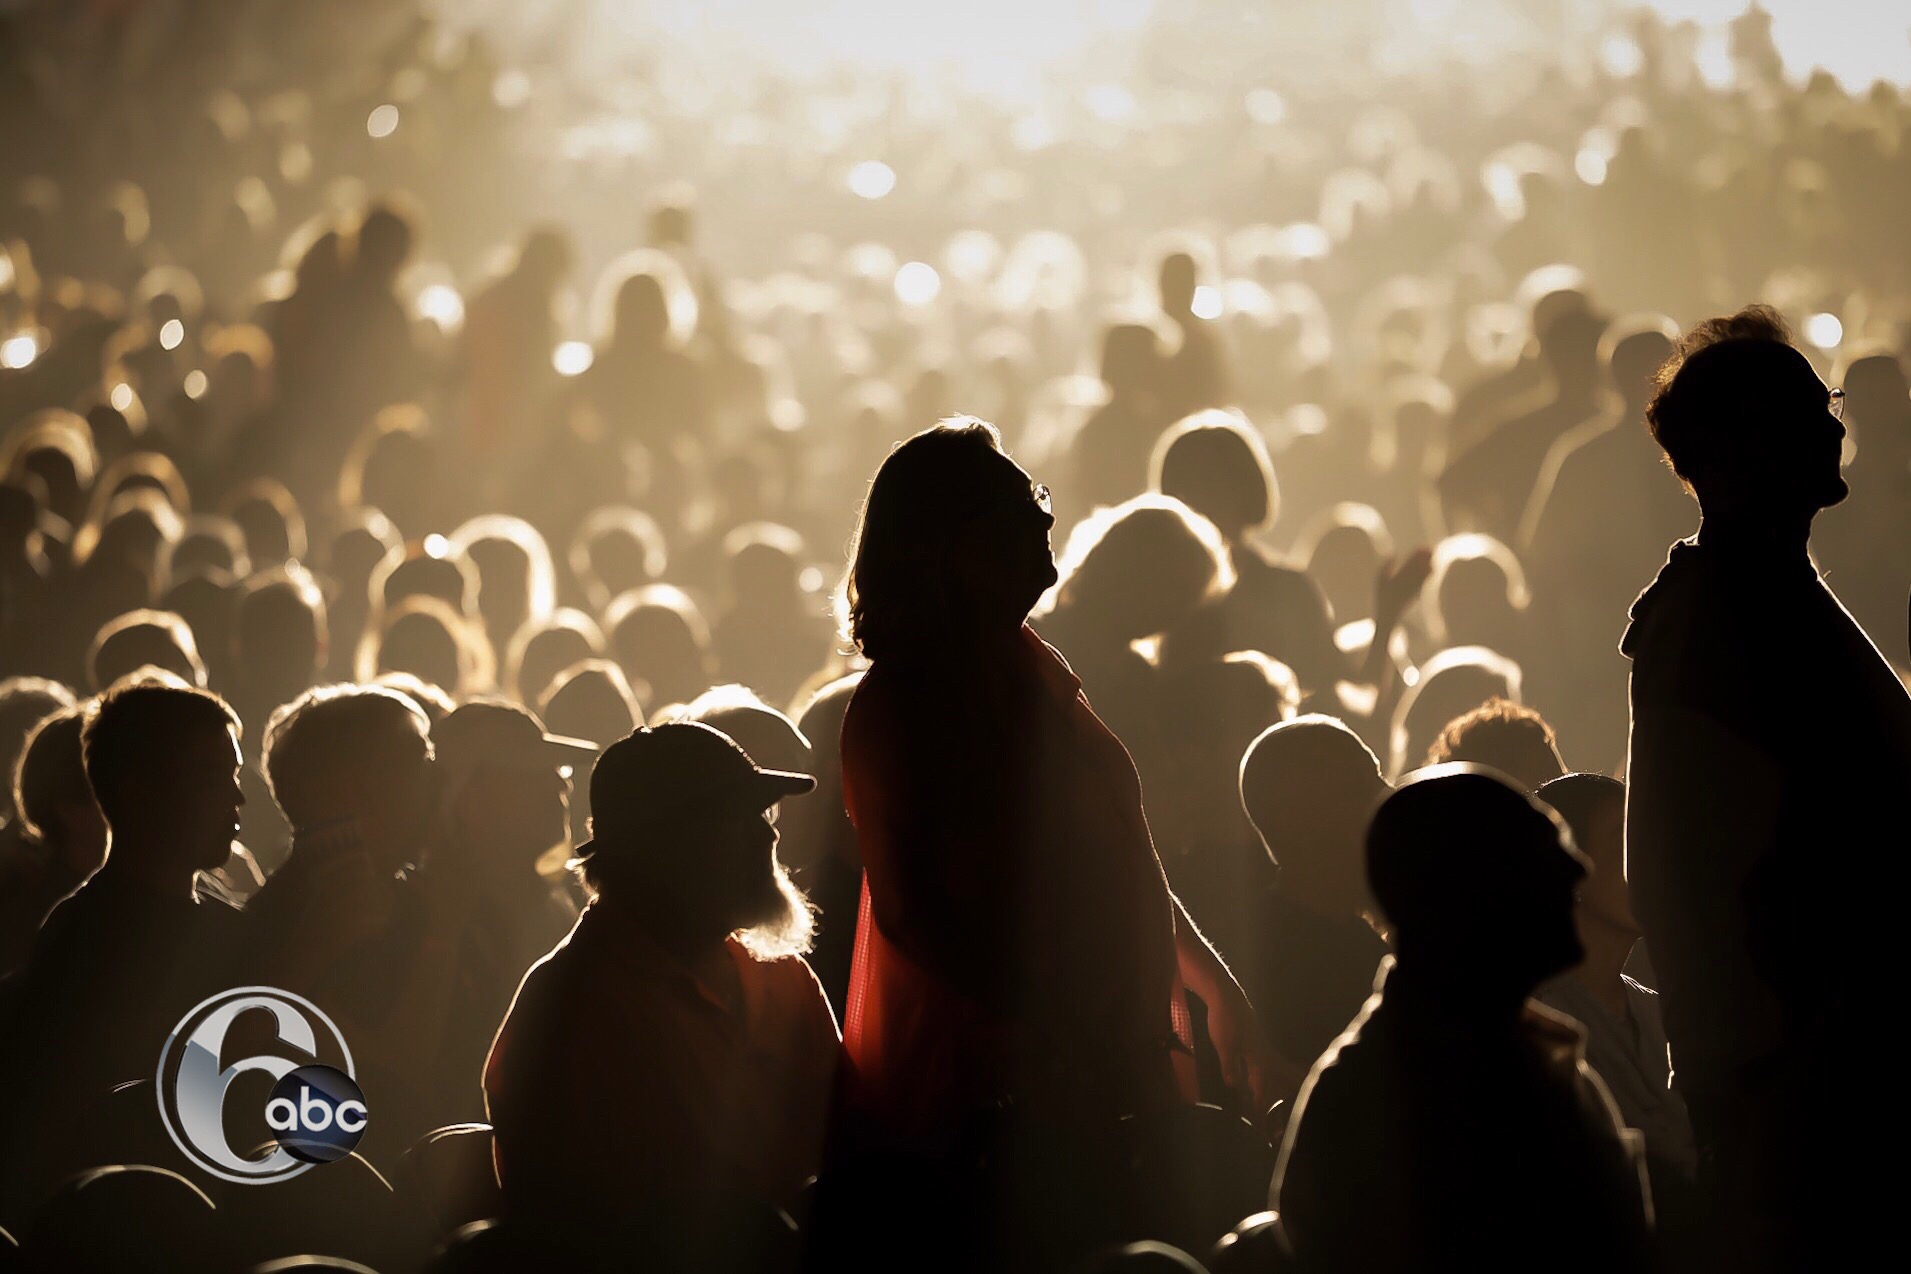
{"left": 156, "top": 987, "right": 369, "bottom": 1185}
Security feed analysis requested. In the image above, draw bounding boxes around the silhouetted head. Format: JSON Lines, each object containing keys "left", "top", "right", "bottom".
{"left": 1100, "top": 322, "right": 1163, "bottom": 395}
{"left": 353, "top": 201, "right": 417, "bottom": 286}
{"left": 578, "top": 723, "right": 816, "bottom": 956}
{"left": 1535, "top": 296, "right": 1606, "bottom": 392}
{"left": 841, "top": 418, "right": 1057, "bottom": 660}
{"left": 603, "top": 584, "right": 713, "bottom": 709}
{"left": 1151, "top": 411, "right": 1276, "bottom": 543}
{"left": 1241, "top": 715, "right": 1388, "bottom": 910}
{"left": 452, "top": 515, "right": 555, "bottom": 647}
{"left": 235, "top": 566, "right": 327, "bottom": 702}
{"left": 222, "top": 478, "right": 306, "bottom": 565}
{"left": 1601, "top": 316, "right": 1679, "bottom": 410}
{"left": 724, "top": 522, "right": 807, "bottom": 608}
{"left": 1048, "top": 494, "right": 1233, "bottom": 643}
{"left": 611, "top": 271, "right": 674, "bottom": 349}
{"left": 1158, "top": 252, "right": 1198, "bottom": 318}
{"left": 1841, "top": 350, "right": 1910, "bottom": 467}
{"left": 435, "top": 700, "right": 592, "bottom": 872}
{"left": 1646, "top": 305, "right": 1847, "bottom": 513}
{"left": 164, "top": 515, "right": 249, "bottom": 581}
{"left": 14, "top": 706, "right": 106, "bottom": 879}
{"left": 25, "top": 1165, "right": 223, "bottom": 1274}
{"left": 363, "top": 596, "right": 488, "bottom": 697}
{"left": 1389, "top": 647, "right": 1521, "bottom": 778}
{"left": 88, "top": 608, "right": 206, "bottom": 691}
{"left": 517, "top": 225, "right": 574, "bottom": 291}
{"left": 1297, "top": 504, "right": 1392, "bottom": 627}
{"left": 1425, "top": 697, "right": 1564, "bottom": 791}
{"left": 0, "top": 677, "right": 77, "bottom": 813}
{"left": 1536, "top": 772, "right": 1635, "bottom": 942}
{"left": 1425, "top": 534, "right": 1528, "bottom": 651}
{"left": 83, "top": 679, "right": 243, "bottom": 879}
{"left": 1080, "top": 1240, "right": 1208, "bottom": 1274}
{"left": 537, "top": 658, "right": 641, "bottom": 749}
{"left": 572, "top": 506, "right": 667, "bottom": 612}
{"left": 262, "top": 685, "right": 438, "bottom": 872}
{"left": 1367, "top": 765, "right": 1588, "bottom": 997}
{"left": 778, "top": 672, "right": 863, "bottom": 873}
{"left": 507, "top": 610, "right": 605, "bottom": 706}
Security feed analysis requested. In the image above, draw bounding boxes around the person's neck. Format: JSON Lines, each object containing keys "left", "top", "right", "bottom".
{"left": 1571, "top": 914, "right": 1638, "bottom": 1019}
{"left": 613, "top": 887, "right": 729, "bottom": 964}
{"left": 1695, "top": 506, "right": 1813, "bottom": 560}
{"left": 93, "top": 844, "right": 198, "bottom": 901}
{"left": 1391, "top": 953, "right": 1534, "bottom": 1027}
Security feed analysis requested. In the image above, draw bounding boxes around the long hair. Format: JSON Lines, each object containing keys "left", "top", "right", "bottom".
{"left": 837, "top": 417, "right": 1008, "bottom": 662}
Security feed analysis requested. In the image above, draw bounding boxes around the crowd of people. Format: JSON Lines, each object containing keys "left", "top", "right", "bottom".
{"left": 0, "top": 1, "right": 1908, "bottom": 1271}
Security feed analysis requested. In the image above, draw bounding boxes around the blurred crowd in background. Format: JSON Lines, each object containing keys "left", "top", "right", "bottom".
{"left": 0, "top": 0, "right": 1907, "bottom": 1270}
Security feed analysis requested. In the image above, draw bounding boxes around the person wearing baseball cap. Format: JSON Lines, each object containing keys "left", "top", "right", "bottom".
{"left": 426, "top": 698, "right": 598, "bottom": 1131}
{"left": 484, "top": 722, "right": 840, "bottom": 1220}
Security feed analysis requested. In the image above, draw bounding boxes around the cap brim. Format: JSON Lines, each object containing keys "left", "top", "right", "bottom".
{"left": 539, "top": 732, "right": 601, "bottom": 767}
{"left": 753, "top": 769, "right": 817, "bottom": 802}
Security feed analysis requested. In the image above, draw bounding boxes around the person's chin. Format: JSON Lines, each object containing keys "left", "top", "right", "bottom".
{"left": 1819, "top": 473, "right": 1851, "bottom": 508}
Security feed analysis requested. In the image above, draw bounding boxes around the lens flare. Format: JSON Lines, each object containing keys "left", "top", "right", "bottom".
{"left": 1805, "top": 312, "right": 1844, "bottom": 350}
{"left": 553, "top": 340, "right": 595, "bottom": 376}
{"left": 894, "top": 261, "right": 942, "bottom": 306}
{"left": 848, "top": 161, "right": 897, "bottom": 200}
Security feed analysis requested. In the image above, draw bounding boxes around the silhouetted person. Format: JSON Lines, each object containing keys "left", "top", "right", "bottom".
{"left": 1070, "top": 322, "right": 1167, "bottom": 514}
{"left": 1814, "top": 350, "right": 1911, "bottom": 651}
{"left": 245, "top": 685, "right": 465, "bottom": 1156}
{"left": 0, "top": 707, "right": 104, "bottom": 978}
{"left": 1623, "top": 305, "right": 1911, "bottom": 1268}
{"left": 604, "top": 584, "right": 716, "bottom": 711}
{"left": 86, "top": 607, "right": 205, "bottom": 691}
{"left": 1237, "top": 716, "right": 1391, "bottom": 1080}
{"left": 1154, "top": 252, "right": 1230, "bottom": 421}
{"left": 427, "top": 700, "right": 595, "bottom": 1129}
{"left": 1035, "top": 493, "right": 1233, "bottom": 754}
{"left": 1521, "top": 317, "right": 1693, "bottom": 772}
{"left": 1534, "top": 774, "right": 1696, "bottom": 1206}
{"left": 1272, "top": 766, "right": 1652, "bottom": 1273}
{"left": 461, "top": 226, "right": 573, "bottom": 481}
{"left": 710, "top": 523, "right": 831, "bottom": 707}
{"left": 484, "top": 722, "right": 838, "bottom": 1218}
{"left": 582, "top": 257, "right": 710, "bottom": 521}
{"left": 1424, "top": 696, "right": 1565, "bottom": 790}
{"left": 1437, "top": 295, "right": 1608, "bottom": 543}
{"left": 1150, "top": 413, "right": 1343, "bottom": 694}
{"left": 0, "top": 681, "right": 247, "bottom": 1216}
{"left": 778, "top": 672, "right": 863, "bottom": 1019}
{"left": 837, "top": 419, "right": 1278, "bottom": 1144}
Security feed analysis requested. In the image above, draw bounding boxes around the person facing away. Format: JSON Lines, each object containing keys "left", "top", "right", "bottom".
{"left": 1621, "top": 305, "right": 1911, "bottom": 1266}
{"left": 1152, "top": 251, "right": 1230, "bottom": 422}
{"left": 422, "top": 699, "right": 596, "bottom": 1129}
{"left": 1423, "top": 696, "right": 1566, "bottom": 792}
{"left": 1236, "top": 716, "right": 1391, "bottom": 1082}
{"left": 243, "top": 684, "right": 469, "bottom": 1154}
{"left": 835, "top": 418, "right": 1281, "bottom": 1144}
{"left": 1533, "top": 774, "right": 1697, "bottom": 1199}
{"left": 1069, "top": 321, "right": 1168, "bottom": 515}
{"left": 1148, "top": 412, "right": 1344, "bottom": 695}
{"left": 484, "top": 722, "right": 840, "bottom": 1217}
{"left": 0, "top": 680, "right": 248, "bottom": 1217}
{"left": 0, "top": 706, "right": 106, "bottom": 978}
{"left": 1271, "top": 766, "right": 1652, "bottom": 1274}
